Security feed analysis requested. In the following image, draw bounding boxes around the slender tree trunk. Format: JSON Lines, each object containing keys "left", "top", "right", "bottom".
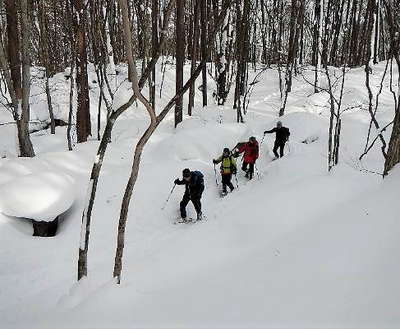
{"left": 188, "top": 0, "right": 200, "bottom": 115}
{"left": 38, "top": 0, "right": 55, "bottom": 134}
{"left": 150, "top": 0, "right": 158, "bottom": 108}
{"left": 201, "top": 0, "right": 208, "bottom": 107}
{"left": 175, "top": 0, "right": 184, "bottom": 127}
{"left": 5, "top": 0, "right": 21, "bottom": 99}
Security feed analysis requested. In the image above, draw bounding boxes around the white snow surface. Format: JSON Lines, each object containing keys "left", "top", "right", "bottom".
{"left": 0, "top": 62, "right": 399, "bottom": 328}
{"left": 0, "top": 171, "right": 75, "bottom": 221}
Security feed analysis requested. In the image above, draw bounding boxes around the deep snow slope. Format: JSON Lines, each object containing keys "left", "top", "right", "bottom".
{"left": 0, "top": 63, "right": 399, "bottom": 329}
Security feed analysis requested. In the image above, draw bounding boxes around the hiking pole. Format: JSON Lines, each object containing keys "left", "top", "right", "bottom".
{"left": 259, "top": 134, "right": 265, "bottom": 148}
{"left": 161, "top": 183, "right": 176, "bottom": 210}
{"left": 213, "top": 163, "right": 219, "bottom": 186}
{"left": 255, "top": 164, "right": 261, "bottom": 180}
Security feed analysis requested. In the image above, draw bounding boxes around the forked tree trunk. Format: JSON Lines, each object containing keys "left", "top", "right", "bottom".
{"left": 77, "top": 0, "right": 176, "bottom": 281}
{"left": 112, "top": 0, "right": 233, "bottom": 283}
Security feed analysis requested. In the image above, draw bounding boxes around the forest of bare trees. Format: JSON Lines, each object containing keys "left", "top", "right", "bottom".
{"left": 0, "top": 0, "right": 399, "bottom": 282}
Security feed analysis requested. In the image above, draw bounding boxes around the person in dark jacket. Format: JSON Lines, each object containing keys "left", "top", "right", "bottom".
{"left": 174, "top": 168, "right": 204, "bottom": 221}
{"left": 213, "top": 147, "right": 237, "bottom": 195}
{"left": 264, "top": 121, "right": 290, "bottom": 158}
{"left": 234, "top": 136, "right": 259, "bottom": 180}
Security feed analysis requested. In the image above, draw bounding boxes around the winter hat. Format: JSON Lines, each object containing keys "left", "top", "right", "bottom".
{"left": 277, "top": 121, "right": 282, "bottom": 127}
{"left": 249, "top": 136, "right": 256, "bottom": 142}
{"left": 223, "top": 147, "right": 230, "bottom": 154}
{"left": 182, "top": 168, "right": 191, "bottom": 178}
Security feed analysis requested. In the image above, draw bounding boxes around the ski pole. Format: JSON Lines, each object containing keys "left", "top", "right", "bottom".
{"left": 213, "top": 163, "right": 219, "bottom": 186}
{"left": 255, "top": 164, "right": 260, "bottom": 180}
{"left": 161, "top": 183, "right": 176, "bottom": 210}
{"left": 234, "top": 173, "right": 239, "bottom": 188}
{"left": 259, "top": 134, "right": 265, "bottom": 148}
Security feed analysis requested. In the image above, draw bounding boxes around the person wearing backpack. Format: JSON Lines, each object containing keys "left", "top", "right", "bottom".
{"left": 174, "top": 168, "right": 205, "bottom": 221}
{"left": 264, "top": 121, "right": 290, "bottom": 158}
{"left": 234, "top": 136, "right": 259, "bottom": 180}
{"left": 213, "top": 147, "right": 237, "bottom": 196}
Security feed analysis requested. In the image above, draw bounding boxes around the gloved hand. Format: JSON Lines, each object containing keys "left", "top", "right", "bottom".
{"left": 213, "top": 159, "right": 217, "bottom": 164}
{"left": 233, "top": 151, "right": 240, "bottom": 158}
{"left": 174, "top": 178, "right": 180, "bottom": 184}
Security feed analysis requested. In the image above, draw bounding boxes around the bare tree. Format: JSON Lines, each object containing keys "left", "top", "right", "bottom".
{"left": 77, "top": 0, "right": 176, "bottom": 281}
{"left": 112, "top": 0, "right": 233, "bottom": 284}
{"left": 0, "top": 0, "right": 35, "bottom": 157}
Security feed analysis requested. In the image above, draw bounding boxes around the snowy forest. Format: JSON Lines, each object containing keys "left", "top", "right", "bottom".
{"left": 0, "top": 0, "right": 400, "bottom": 327}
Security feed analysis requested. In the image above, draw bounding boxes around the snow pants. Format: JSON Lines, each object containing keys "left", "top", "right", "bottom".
{"left": 242, "top": 162, "right": 255, "bottom": 179}
{"left": 273, "top": 140, "right": 286, "bottom": 158}
{"left": 180, "top": 192, "right": 202, "bottom": 219}
{"left": 221, "top": 173, "right": 234, "bottom": 193}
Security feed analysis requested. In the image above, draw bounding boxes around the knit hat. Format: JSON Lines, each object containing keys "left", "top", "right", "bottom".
{"left": 182, "top": 168, "right": 191, "bottom": 178}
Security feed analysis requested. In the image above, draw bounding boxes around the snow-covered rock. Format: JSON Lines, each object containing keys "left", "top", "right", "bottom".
{"left": 0, "top": 171, "right": 75, "bottom": 221}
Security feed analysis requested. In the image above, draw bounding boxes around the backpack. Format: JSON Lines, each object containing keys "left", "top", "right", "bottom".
{"left": 191, "top": 171, "right": 204, "bottom": 186}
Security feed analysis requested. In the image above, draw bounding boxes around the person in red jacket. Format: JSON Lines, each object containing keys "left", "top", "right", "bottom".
{"left": 234, "top": 136, "right": 259, "bottom": 179}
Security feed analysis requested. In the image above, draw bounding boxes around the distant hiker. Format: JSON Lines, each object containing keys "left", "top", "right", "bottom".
{"left": 264, "top": 121, "right": 290, "bottom": 158}
{"left": 213, "top": 147, "right": 237, "bottom": 196}
{"left": 174, "top": 168, "right": 204, "bottom": 221}
{"left": 234, "top": 136, "right": 259, "bottom": 180}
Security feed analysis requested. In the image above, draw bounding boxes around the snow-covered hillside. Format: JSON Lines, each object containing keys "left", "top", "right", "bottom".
{"left": 0, "top": 63, "right": 399, "bottom": 328}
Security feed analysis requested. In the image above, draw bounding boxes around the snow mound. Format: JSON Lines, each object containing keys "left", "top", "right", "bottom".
{"left": 0, "top": 171, "right": 75, "bottom": 221}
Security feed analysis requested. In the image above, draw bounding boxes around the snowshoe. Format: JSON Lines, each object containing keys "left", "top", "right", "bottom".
{"left": 173, "top": 217, "right": 192, "bottom": 225}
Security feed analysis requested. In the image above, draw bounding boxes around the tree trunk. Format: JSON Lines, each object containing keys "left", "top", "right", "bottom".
{"left": 175, "top": 0, "right": 184, "bottom": 127}
{"left": 5, "top": 0, "right": 21, "bottom": 99}
{"left": 201, "top": 0, "right": 208, "bottom": 107}
{"left": 73, "top": 0, "right": 91, "bottom": 143}
{"left": 19, "top": 0, "right": 35, "bottom": 157}
{"left": 188, "top": 0, "right": 200, "bottom": 115}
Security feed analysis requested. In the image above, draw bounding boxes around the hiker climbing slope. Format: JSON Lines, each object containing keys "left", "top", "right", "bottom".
{"left": 174, "top": 168, "right": 204, "bottom": 221}
{"left": 234, "top": 136, "right": 259, "bottom": 180}
{"left": 264, "top": 121, "right": 290, "bottom": 158}
{"left": 213, "top": 147, "right": 237, "bottom": 196}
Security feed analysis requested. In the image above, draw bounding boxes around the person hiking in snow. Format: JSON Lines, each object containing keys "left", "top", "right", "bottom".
{"left": 264, "top": 121, "right": 290, "bottom": 159}
{"left": 234, "top": 136, "right": 259, "bottom": 180}
{"left": 174, "top": 168, "right": 204, "bottom": 221}
{"left": 213, "top": 147, "right": 237, "bottom": 196}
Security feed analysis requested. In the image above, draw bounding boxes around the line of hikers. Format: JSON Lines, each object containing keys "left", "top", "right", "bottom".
{"left": 173, "top": 121, "right": 290, "bottom": 222}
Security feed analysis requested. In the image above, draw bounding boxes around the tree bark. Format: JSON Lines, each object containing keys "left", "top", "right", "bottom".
{"left": 175, "top": 0, "right": 184, "bottom": 127}
{"left": 72, "top": 0, "right": 91, "bottom": 143}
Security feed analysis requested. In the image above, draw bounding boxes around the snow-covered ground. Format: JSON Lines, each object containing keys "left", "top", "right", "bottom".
{"left": 0, "top": 62, "right": 399, "bottom": 328}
